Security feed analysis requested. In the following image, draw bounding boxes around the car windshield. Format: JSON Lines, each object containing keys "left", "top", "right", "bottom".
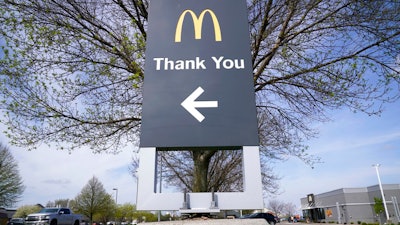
{"left": 242, "top": 213, "right": 258, "bottom": 218}
{"left": 39, "top": 208, "right": 59, "bottom": 213}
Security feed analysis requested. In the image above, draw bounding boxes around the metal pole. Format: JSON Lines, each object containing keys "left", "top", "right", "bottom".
{"left": 373, "top": 164, "right": 390, "bottom": 221}
{"left": 336, "top": 202, "right": 341, "bottom": 224}
{"left": 113, "top": 188, "right": 118, "bottom": 225}
{"left": 391, "top": 196, "right": 400, "bottom": 222}
{"left": 158, "top": 154, "right": 162, "bottom": 221}
{"left": 113, "top": 188, "right": 118, "bottom": 205}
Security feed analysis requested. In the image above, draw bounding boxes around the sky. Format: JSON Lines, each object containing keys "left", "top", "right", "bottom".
{"left": 0, "top": 139, "right": 139, "bottom": 208}
{"left": 2, "top": 99, "right": 399, "bottom": 211}
{"left": 269, "top": 100, "right": 400, "bottom": 212}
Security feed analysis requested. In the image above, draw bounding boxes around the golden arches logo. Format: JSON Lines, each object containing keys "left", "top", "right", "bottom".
{"left": 175, "top": 9, "right": 222, "bottom": 42}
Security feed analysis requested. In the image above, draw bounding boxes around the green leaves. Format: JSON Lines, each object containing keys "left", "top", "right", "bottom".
{"left": 373, "top": 197, "right": 385, "bottom": 215}
{"left": 0, "top": 0, "right": 145, "bottom": 153}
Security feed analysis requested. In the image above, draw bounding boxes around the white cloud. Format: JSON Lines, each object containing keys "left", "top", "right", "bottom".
{"left": 5, "top": 142, "right": 138, "bottom": 207}
{"left": 272, "top": 102, "right": 400, "bottom": 210}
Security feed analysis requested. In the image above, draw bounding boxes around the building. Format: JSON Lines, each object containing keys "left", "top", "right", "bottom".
{"left": 0, "top": 207, "right": 15, "bottom": 225}
{"left": 301, "top": 184, "right": 400, "bottom": 224}
{"left": 0, "top": 211, "right": 8, "bottom": 225}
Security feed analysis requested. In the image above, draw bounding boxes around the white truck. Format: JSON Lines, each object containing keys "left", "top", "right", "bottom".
{"left": 25, "top": 208, "right": 82, "bottom": 225}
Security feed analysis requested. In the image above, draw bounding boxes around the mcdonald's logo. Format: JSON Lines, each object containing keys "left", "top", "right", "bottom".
{"left": 175, "top": 9, "right": 222, "bottom": 42}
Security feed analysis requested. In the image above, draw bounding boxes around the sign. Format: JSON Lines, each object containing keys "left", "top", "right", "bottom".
{"left": 175, "top": 9, "right": 222, "bottom": 43}
{"left": 140, "top": 0, "right": 259, "bottom": 148}
{"left": 308, "top": 194, "right": 315, "bottom": 204}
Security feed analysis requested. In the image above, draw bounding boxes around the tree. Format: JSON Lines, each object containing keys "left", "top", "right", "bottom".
{"left": 373, "top": 197, "right": 386, "bottom": 225}
{"left": 267, "top": 199, "right": 285, "bottom": 216}
{"left": 46, "top": 199, "right": 71, "bottom": 207}
{"left": 71, "top": 176, "right": 114, "bottom": 224}
{"left": 115, "top": 203, "right": 136, "bottom": 224}
{"left": 13, "top": 205, "right": 42, "bottom": 218}
{"left": 157, "top": 149, "right": 246, "bottom": 192}
{"left": 132, "top": 211, "right": 158, "bottom": 223}
{"left": 94, "top": 202, "right": 116, "bottom": 225}
{"left": 266, "top": 200, "right": 297, "bottom": 218}
{"left": 1, "top": 0, "right": 399, "bottom": 193}
{"left": 283, "top": 202, "right": 297, "bottom": 217}
{"left": 374, "top": 197, "right": 385, "bottom": 215}
{"left": 0, "top": 143, "right": 25, "bottom": 207}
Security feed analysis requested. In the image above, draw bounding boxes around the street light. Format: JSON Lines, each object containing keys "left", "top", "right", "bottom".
{"left": 372, "top": 164, "right": 390, "bottom": 221}
{"left": 113, "top": 188, "right": 118, "bottom": 205}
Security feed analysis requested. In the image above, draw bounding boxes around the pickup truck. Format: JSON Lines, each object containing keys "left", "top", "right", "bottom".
{"left": 25, "top": 208, "right": 82, "bottom": 225}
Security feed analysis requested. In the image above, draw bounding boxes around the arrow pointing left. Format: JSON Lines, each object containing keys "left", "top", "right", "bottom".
{"left": 181, "top": 86, "right": 218, "bottom": 122}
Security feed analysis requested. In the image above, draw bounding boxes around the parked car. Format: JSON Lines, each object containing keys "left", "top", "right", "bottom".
{"left": 25, "top": 208, "right": 82, "bottom": 225}
{"left": 241, "top": 213, "right": 277, "bottom": 225}
{"left": 9, "top": 218, "right": 25, "bottom": 225}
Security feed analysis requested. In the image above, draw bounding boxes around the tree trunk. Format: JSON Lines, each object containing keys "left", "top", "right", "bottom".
{"left": 191, "top": 149, "right": 217, "bottom": 192}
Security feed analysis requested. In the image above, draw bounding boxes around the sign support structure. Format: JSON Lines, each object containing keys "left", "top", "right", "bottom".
{"left": 137, "top": 0, "right": 264, "bottom": 211}
{"left": 137, "top": 147, "right": 263, "bottom": 211}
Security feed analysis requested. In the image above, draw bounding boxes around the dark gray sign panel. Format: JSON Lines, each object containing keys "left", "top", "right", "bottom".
{"left": 140, "top": 0, "right": 259, "bottom": 148}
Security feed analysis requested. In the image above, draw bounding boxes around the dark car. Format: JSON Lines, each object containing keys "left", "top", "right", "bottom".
{"left": 241, "top": 213, "right": 277, "bottom": 225}
{"left": 8, "top": 218, "right": 25, "bottom": 225}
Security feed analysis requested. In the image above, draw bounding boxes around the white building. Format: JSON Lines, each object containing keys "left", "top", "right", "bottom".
{"left": 300, "top": 184, "right": 400, "bottom": 224}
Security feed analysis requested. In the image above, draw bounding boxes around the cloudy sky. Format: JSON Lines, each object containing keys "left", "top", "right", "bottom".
{"left": 0, "top": 132, "right": 139, "bottom": 208}
{"left": 270, "top": 100, "right": 400, "bottom": 212}
{"left": 1, "top": 99, "right": 400, "bottom": 211}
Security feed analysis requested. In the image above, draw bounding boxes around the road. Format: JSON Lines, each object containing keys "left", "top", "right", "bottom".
{"left": 145, "top": 220, "right": 322, "bottom": 225}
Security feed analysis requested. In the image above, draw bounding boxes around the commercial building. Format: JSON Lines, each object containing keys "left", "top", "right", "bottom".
{"left": 301, "top": 184, "right": 400, "bottom": 224}
{"left": 0, "top": 208, "right": 16, "bottom": 225}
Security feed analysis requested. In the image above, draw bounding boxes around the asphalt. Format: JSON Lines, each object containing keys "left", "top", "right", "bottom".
{"left": 144, "top": 220, "right": 319, "bottom": 225}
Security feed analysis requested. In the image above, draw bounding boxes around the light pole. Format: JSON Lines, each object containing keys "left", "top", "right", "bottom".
{"left": 372, "top": 164, "right": 390, "bottom": 221}
{"left": 158, "top": 155, "right": 162, "bottom": 222}
{"left": 113, "top": 188, "right": 118, "bottom": 205}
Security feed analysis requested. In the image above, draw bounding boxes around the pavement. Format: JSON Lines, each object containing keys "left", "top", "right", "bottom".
{"left": 143, "top": 219, "right": 265, "bottom": 225}
{"left": 144, "top": 220, "right": 319, "bottom": 225}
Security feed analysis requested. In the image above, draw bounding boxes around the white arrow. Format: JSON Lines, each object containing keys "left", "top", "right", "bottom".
{"left": 181, "top": 86, "right": 218, "bottom": 122}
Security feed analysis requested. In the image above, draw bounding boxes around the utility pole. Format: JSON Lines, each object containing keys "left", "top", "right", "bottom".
{"left": 372, "top": 164, "right": 390, "bottom": 222}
